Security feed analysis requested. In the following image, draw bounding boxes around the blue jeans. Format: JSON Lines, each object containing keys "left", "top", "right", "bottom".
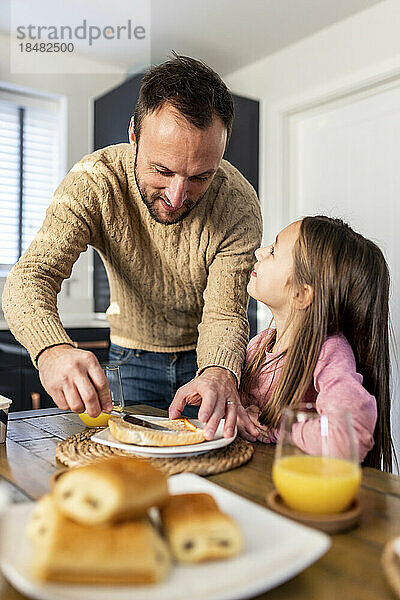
{"left": 108, "top": 343, "right": 199, "bottom": 418}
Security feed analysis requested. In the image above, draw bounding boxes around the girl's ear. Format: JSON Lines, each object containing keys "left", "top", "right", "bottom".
{"left": 293, "top": 284, "right": 313, "bottom": 310}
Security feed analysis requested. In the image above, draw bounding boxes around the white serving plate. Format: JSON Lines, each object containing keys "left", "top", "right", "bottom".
{"left": 91, "top": 416, "right": 236, "bottom": 457}
{"left": 0, "top": 473, "right": 331, "bottom": 600}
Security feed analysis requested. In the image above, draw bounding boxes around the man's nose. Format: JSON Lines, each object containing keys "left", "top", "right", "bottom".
{"left": 165, "top": 176, "right": 188, "bottom": 209}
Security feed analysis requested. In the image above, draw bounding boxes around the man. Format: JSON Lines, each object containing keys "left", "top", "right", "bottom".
{"left": 2, "top": 55, "right": 261, "bottom": 441}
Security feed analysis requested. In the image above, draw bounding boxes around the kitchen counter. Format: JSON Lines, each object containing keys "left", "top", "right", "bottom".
{"left": 0, "top": 325, "right": 110, "bottom": 411}
{"left": 0, "top": 316, "right": 110, "bottom": 331}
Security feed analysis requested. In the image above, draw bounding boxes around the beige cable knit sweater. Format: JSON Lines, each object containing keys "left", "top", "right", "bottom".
{"left": 2, "top": 143, "right": 262, "bottom": 381}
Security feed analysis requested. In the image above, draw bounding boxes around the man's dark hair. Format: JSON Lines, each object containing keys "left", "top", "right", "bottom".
{"left": 133, "top": 53, "right": 234, "bottom": 144}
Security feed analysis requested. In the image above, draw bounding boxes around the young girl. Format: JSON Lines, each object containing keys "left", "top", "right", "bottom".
{"left": 238, "top": 216, "right": 394, "bottom": 472}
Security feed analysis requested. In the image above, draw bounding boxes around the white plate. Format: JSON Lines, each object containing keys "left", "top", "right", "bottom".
{"left": 91, "top": 416, "right": 236, "bottom": 457}
{"left": 0, "top": 474, "right": 331, "bottom": 600}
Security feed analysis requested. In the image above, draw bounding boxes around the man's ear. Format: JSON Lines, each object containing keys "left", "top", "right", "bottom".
{"left": 293, "top": 284, "right": 313, "bottom": 310}
{"left": 128, "top": 117, "right": 136, "bottom": 147}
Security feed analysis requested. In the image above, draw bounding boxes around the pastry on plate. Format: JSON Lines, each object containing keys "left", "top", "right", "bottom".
{"left": 160, "top": 492, "right": 243, "bottom": 563}
{"left": 53, "top": 457, "right": 168, "bottom": 525}
{"left": 28, "top": 494, "right": 171, "bottom": 584}
{"left": 108, "top": 416, "right": 205, "bottom": 447}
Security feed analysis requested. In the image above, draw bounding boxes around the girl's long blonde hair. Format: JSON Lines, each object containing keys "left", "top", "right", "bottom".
{"left": 240, "top": 216, "right": 394, "bottom": 472}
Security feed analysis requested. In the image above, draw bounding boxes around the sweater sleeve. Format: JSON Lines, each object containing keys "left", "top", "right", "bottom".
{"left": 290, "top": 334, "right": 377, "bottom": 463}
{"left": 196, "top": 182, "right": 262, "bottom": 383}
{"left": 1, "top": 160, "right": 105, "bottom": 365}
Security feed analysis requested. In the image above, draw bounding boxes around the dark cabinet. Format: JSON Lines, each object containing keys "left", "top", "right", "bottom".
{"left": 93, "top": 73, "right": 260, "bottom": 339}
{"left": 0, "top": 328, "right": 110, "bottom": 412}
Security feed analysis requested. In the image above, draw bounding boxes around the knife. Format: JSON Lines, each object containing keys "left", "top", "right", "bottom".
{"left": 120, "top": 413, "right": 179, "bottom": 433}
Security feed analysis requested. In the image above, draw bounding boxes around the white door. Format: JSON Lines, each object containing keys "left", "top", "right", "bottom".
{"left": 288, "top": 81, "right": 400, "bottom": 467}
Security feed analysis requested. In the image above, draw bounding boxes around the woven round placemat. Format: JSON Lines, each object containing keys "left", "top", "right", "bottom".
{"left": 382, "top": 539, "right": 400, "bottom": 598}
{"left": 55, "top": 429, "right": 254, "bottom": 476}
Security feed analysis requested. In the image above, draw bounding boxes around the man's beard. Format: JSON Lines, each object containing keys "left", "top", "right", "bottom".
{"left": 134, "top": 157, "right": 200, "bottom": 225}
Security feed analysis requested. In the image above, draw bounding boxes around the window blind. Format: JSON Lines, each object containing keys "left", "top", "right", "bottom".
{"left": 0, "top": 102, "right": 20, "bottom": 267}
{"left": 0, "top": 89, "right": 62, "bottom": 274}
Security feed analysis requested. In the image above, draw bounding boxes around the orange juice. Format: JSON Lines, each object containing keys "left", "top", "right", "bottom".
{"left": 272, "top": 455, "right": 361, "bottom": 514}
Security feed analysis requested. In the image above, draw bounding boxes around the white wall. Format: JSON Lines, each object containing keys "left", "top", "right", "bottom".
{"left": 224, "top": 0, "right": 400, "bottom": 464}
{"left": 225, "top": 0, "right": 400, "bottom": 242}
{"left": 0, "top": 30, "right": 126, "bottom": 321}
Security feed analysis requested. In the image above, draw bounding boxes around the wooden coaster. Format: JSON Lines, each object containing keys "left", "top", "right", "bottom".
{"left": 382, "top": 539, "right": 400, "bottom": 598}
{"left": 55, "top": 429, "right": 254, "bottom": 476}
{"left": 266, "top": 489, "right": 361, "bottom": 533}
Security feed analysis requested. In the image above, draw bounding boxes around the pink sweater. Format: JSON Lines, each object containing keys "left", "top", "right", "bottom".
{"left": 240, "top": 330, "right": 377, "bottom": 462}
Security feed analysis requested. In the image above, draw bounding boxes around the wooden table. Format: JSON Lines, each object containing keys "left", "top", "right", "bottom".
{"left": 0, "top": 406, "right": 399, "bottom": 599}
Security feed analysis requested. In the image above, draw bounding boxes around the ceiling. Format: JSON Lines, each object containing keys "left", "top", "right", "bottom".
{"left": 150, "top": 0, "right": 383, "bottom": 75}
{"left": 0, "top": 0, "right": 384, "bottom": 76}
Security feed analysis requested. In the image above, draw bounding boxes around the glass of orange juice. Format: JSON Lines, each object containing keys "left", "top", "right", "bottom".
{"left": 272, "top": 405, "right": 361, "bottom": 514}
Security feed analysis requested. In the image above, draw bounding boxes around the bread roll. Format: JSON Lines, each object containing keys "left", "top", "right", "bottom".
{"left": 160, "top": 493, "right": 242, "bottom": 563}
{"left": 28, "top": 495, "right": 171, "bottom": 584}
{"left": 53, "top": 457, "right": 168, "bottom": 525}
{"left": 27, "top": 493, "right": 54, "bottom": 543}
{"left": 108, "top": 416, "right": 205, "bottom": 447}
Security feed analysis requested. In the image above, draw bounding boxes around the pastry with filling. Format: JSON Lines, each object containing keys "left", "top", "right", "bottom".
{"left": 160, "top": 493, "right": 243, "bottom": 563}
{"left": 108, "top": 416, "right": 205, "bottom": 447}
{"left": 53, "top": 457, "right": 168, "bottom": 525}
{"left": 28, "top": 494, "right": 171, "bottom": 584}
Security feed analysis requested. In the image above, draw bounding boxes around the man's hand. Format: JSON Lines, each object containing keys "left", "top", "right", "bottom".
{"left": 37, "top": 344, "right": 113, "bottom": 417}
{"left": 169, "top": 367, "right": 259, "bottom": 441}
